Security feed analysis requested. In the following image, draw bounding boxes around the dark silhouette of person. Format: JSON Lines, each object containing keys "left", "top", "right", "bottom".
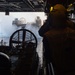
{"left": 0, "top": 52, "right": 12, "bottom": 75}
{"left": 43, "top": 4, "right": 75, "bottom": 75}
{"left": 38, "top": 0, "right": 52, "bottom": 37}
{"left": 38, "top": 14, "right": 53, "bottom": 37}
{"left": 38, "top": 3, "right": 75, "bottom": 37}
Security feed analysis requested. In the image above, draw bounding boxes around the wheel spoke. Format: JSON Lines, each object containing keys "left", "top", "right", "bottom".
{"left": 12, "top": 40, "right": 22, "bottom": 43}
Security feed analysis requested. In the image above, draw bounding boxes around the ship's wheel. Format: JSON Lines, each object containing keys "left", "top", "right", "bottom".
{"left": 9, "top": 29, "right": 37, "bottom": 51}
{"left": 9, "top": 29, "right": 38, "bottom": 72}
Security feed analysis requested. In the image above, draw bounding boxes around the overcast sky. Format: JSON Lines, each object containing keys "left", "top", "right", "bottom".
{"left": 0, "top": 12, "right": 46, "bottom": 37}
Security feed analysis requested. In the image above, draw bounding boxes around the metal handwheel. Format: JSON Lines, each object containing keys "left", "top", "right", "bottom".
{"left": 9, "top": 29, "right": 38, "bottom": 72}
{"left": 9, "top": 29, "right": 37, "bottom": 51}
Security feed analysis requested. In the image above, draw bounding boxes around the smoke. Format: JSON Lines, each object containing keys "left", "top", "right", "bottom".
{"left": 0, "top": 12, "right": 46, "bottom": 45}
{"left": 12, "top": 17, "right": 26, "bottom": 26}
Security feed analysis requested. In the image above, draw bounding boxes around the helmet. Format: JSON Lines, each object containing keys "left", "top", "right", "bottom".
{"left": 50, "top": 4, "right": 67, "bottom": 20}
{"left": 53, "top": 4, "right": 67, "bottom": 12}
{"left": 50, "top": 4, "right": 68, "bottom": 27}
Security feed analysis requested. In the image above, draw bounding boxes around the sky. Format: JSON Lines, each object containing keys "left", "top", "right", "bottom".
{"left": 0, "top": 12, "right": 46, "bottom": 45}
{"left": 0, "top": 12, "right": 46, "bottom": 63}
{"left": 0, "top": 12, "right": 46, "bottom": 36}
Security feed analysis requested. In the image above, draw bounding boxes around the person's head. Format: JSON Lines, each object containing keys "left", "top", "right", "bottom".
{"left": 53, "top": 4, "right": 67, "bottom": 12}
{"left": 51, "top": 4, "right": 67, "bottom": 20}
{"left": 50, "top": 4, "right": 68, "bottom": 28}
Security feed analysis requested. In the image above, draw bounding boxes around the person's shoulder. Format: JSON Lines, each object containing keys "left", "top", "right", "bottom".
{"left": 44, "top": 29, "right": 56, "bottom": 37}
{"left": 67, "top": 20, "right": 75, "bottom": 28}
{"left": 67, "top": 20, "right": 74, "bottom": 24}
